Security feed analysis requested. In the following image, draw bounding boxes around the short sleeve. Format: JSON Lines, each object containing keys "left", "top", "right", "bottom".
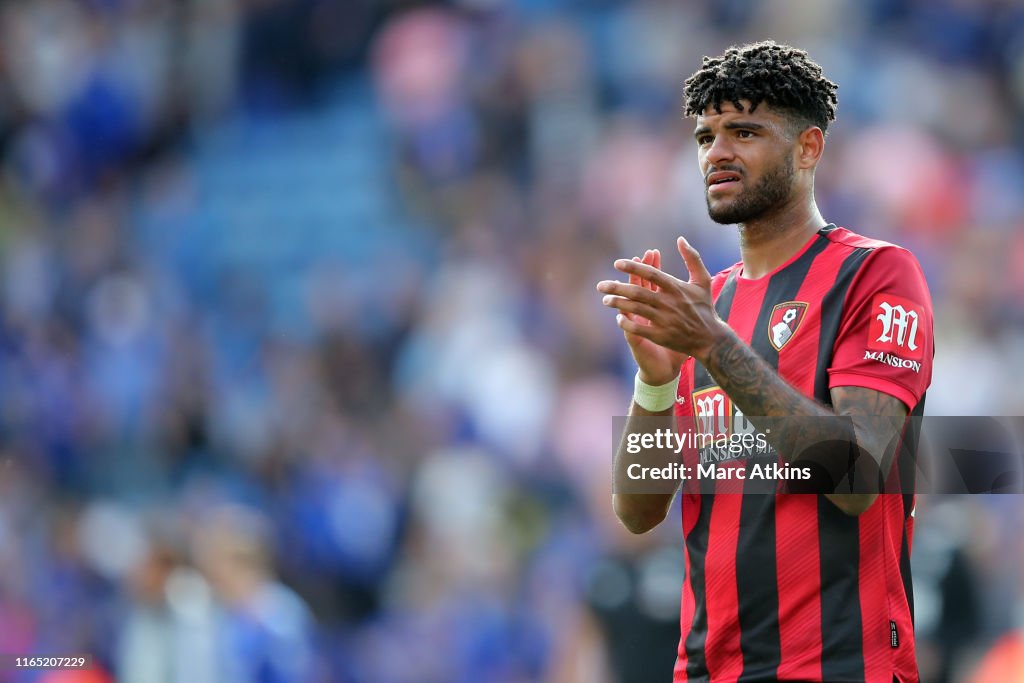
{"left": 827, "top": 246, "right": 934, "bottom": 411}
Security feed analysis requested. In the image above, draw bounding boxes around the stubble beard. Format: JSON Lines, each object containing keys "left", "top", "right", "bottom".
{"left": 705, "top": 154, "right": 795, "bottom": 226}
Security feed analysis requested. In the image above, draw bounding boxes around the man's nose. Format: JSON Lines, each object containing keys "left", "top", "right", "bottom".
{"left": 706, "top": 135, "right": 735, "bottom": 166}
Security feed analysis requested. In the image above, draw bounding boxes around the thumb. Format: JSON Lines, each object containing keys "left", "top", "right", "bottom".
{"left": 677, "top": 236, "right": 712, "bottom": 287}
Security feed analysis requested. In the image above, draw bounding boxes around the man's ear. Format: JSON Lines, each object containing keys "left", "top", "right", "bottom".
{"left": 796, "top": 126, "right": 825, "bottom": 170}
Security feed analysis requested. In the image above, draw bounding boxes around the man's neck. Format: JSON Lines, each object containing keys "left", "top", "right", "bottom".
{"left": 736, "top": 199, "right": 826, "bottom": 280}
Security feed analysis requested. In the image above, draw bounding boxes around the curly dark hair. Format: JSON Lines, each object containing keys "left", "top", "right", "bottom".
{"left": 683, "top": 41, "right": 838, "bottom": 133}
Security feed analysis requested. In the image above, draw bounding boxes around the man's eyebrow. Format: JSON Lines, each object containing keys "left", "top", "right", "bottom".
{"left": 693, "top": 121, "right": 768, "bottom": 138}
{"left": 725, "top": 121, "right": 767, "bottom": 131}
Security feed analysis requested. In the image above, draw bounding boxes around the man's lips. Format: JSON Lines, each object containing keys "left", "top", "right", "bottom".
{"left": 706, "top": 170, "right": 742, "bottom": 194}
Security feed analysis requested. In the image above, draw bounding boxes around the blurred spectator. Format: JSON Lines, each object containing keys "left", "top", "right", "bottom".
{"left": 191, "top": 505, "right": 314, "bottom": 683}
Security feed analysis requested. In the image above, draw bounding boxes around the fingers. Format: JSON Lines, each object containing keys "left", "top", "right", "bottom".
{"left": 629, "top": 256, "right": 641, "bottom": 288}
{"left": 601, "top": 294, "right": 658, "bottom": 320}
{"left": 630, "top": 250, "right": 658, "bottom": 290}
{"left": 640, "top": 251, "right": 653, "bottom": 290}
{"left": 613, "top": 259, "right": 676, "bottom": 288}
{"left": 621, "top": 249, "right": 663, "bottom": 291}
{"left": 596, "top": 281, "right": 658, "bottom": 305}
{"left": 616, "top": 313, "right": 657, "bottom": 341}
{"left": 677, "top": 236, "right": 712, "bottom": 287}
{"left": 648, "top": 249, "right": 661, "bottom": 292}
{"left": 621, "top": 310, "right": 653, "bottom": 326}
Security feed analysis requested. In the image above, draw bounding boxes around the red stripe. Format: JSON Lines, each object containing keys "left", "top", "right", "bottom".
{"left": 858, "top": 503, "right": 891, "bottom": 683}
{"left": 880, "top": 495, "right": 917, "bottom": 682}
{"left": 774, "top": 495, "right": 823, "bottom": 680}
{"left": 773, "top": 242, "right": 847, "bottom": 678}
{"left": 703, "top": 496, "right": 743, "bottom": 680}
{"left": 676, "top": 359, "right": 702, "bottom": 496}
{"left": 726, "top": 279, "right": 767, "bottom": 343}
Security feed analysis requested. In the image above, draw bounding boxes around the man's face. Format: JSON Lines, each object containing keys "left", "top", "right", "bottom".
{"left": 694, "top": 101, "right": 798, "bottom": 224}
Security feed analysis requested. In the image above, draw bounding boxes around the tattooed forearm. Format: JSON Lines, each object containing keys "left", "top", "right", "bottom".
{"left": 703, "top": 329, "right": 831, "bottom": 422}
{"left": 701, "top": 329, "right": 908, "bottom": 514}
{"left": 704, "top": 331, "right": 822, "bottom": 420}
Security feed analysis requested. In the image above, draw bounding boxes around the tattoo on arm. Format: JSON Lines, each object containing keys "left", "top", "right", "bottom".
{"left": 704, "top": 330, "right": 822, "bottom": 420}
{"left": 703, "top": 330, "right": 908, "bottom": 501}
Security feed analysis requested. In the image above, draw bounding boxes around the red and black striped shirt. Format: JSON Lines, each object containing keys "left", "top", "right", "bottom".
{"left": 672, "top": 225, "right": 934, "bottom": 683}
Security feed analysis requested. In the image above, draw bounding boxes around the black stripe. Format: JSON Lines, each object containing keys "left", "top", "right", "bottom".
{"left": 818, "top": 496, "right": 865, "bottom": 682}
{"left": 714, "top": 268, "right": 741, "bottom": 322}
{"left": 900, "top": 524, "right": 914, "bottom": 627}
{"left": 684, "top": 496, "right": 715, "bottom": 680}
{"left": 901, "top": 395, "right": 925, "bottom": 626}
{"left": 736, "top": 234, "right": 830, "bottom": 682}
{"left": 897, "top": 397, "right": 925, "bottom": 505}
{"left": 812, "top": 247, "right": 872, "bottom": 404}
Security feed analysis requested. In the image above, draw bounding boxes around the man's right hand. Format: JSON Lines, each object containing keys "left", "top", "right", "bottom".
{"left": 601, "top": 248, "right": 688, "bottom": 535}
{"left": 607, "top": 249, "right": 689, "bottom": 386}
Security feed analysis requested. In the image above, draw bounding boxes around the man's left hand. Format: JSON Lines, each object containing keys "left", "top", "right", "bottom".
{"left": 597, "top": 236, "right": 729, "bottom": 363}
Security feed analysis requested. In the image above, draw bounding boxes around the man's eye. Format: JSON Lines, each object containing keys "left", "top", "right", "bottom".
{"left": 698, "top": 136, "right": 713, "bottom": 145}
{"left": 737, "top": 130, "right": 754, "bottom": 138}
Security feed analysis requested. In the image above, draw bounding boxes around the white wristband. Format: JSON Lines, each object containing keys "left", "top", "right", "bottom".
{"left": 633, "top": 372, "right": 680, "bottom": 412}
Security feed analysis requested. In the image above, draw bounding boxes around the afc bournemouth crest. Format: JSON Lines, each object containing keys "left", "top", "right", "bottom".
{"left": 768, "top": 301, "right": 808, "bottom": 351}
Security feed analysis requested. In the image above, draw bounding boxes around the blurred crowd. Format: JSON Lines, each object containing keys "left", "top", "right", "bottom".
{"left": 0, "top": 0, "right": 1022, "bottom": 681}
